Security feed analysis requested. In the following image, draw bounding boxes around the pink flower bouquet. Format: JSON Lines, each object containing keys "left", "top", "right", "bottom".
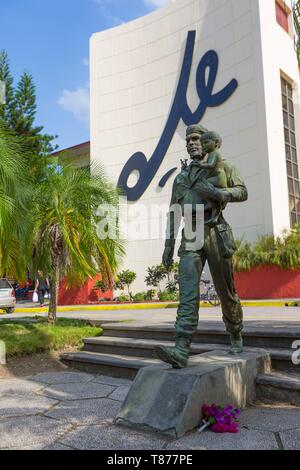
{"left": 199, "top": 403, "right": 241, "bottom": 433}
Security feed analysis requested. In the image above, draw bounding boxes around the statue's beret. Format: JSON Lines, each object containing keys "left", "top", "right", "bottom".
{"left": 186, "top": 124, "right": 208, "bottom": 136}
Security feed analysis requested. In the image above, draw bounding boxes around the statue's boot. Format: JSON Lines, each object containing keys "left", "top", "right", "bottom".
{"left": 155, "top": 337, "right": 191, "bottom": 369}
{"left": 229, "top": 333, "right": 243, "bottom": 355}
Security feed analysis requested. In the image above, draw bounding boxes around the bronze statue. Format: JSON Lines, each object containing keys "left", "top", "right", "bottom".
{"left": 155, "top": 124, "right": 248, "bottom": 368}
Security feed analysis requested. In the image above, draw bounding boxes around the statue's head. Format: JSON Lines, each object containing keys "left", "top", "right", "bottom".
{"left": 201, "top": 131, "right": 222, "bottom": 154}
{"left": 185, "top": 124, "right": 208, "bottom": 160}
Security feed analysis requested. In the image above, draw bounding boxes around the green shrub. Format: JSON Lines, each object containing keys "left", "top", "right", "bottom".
{"left": 133, "top": 292, "right": 146, "bottom": 302}
{"left": 115, "top": 270, "right": 136, "bottom": 299}
{"left": 233, "top": 224, "right": 300, "bottom": 272}
{"left": 132, "top": 290, "right": 157, "bottom": 302}
{"left": 158, "top": 290, "right": 179, "bottom": 301}
{"left": 117, "top": 293, "right": 131, "bottom": 302}
{"left": 94, "top": 279, "right": 110, "bottom": 291}
{"left": 145, "top": 289, "right": 156, "bottom": 300}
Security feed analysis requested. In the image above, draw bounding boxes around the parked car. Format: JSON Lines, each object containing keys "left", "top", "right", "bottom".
{"left": 0, "top": 278, "right": 16, "bottom": 313}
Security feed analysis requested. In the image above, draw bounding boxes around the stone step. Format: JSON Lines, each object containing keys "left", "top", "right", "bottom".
{"left": 60, "top": 351, "right": 160, "bottom": 379}
{"left": 256, "top": 371, "right": 300, "bottom": 405}
{"left": 98, "top": 323, "right": 299, "bottom": 349}
{"left": 83, "top": 336, "right": 219, "bottom": 357}
{"left": 83, "top": 336, "right": 298, "bottom": 373}
{"left": 61, "top": 350, "right": 300, "bottom": 404}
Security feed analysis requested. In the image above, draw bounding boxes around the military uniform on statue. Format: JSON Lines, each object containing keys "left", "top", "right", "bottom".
{"left": 155, "top": 124, "right": 248, "bottom": 369}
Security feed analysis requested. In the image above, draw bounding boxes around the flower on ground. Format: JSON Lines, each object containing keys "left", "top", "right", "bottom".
{"left": 200, "top": 403, "right": 241, "bottom": 433}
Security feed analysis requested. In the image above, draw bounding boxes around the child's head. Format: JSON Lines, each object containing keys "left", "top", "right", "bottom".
{"left": 201, "top": 131, "right": 222, "bottom": 153}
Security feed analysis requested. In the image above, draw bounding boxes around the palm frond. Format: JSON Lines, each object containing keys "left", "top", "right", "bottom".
{"left": 32, "top": 162, "right": 125, "bottom": 289}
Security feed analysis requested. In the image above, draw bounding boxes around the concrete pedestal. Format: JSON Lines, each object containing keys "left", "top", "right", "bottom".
{"left": 115, "top": 350, "right": 271, "bottom": 438}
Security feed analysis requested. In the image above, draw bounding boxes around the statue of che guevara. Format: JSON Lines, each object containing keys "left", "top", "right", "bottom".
{"left": 155, "top": 124, "right": 248, "bottom": 368}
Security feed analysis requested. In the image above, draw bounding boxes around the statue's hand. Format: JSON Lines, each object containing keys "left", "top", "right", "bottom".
{"left": 210, "top": 188, "right": 232, "bottom": 203}
{"left": 162, "top": 246, "right": 174, "bottom": 267}
{"left": 194, "top": 179, "right": 218, "bottom": 198}
{"left": 195, "top": 180, "right": 232, "bottom": 203}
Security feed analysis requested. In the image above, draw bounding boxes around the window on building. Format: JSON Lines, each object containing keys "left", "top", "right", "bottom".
{"left": 281, "top": 77, "right": 300, "bottom": 226}
{"left": 276, "top": 1, "right": 289, "bottom": 33}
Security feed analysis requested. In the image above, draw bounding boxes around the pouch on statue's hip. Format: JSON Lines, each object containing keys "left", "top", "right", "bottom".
{"left": 214, "top": 223, "right": 237, "bottom": 258}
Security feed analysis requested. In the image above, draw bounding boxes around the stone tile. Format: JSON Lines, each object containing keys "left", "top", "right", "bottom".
{"left": 108, "top": 385, "right": 130, "bottom": 402}
{"left": 8, "top": 443, "right": 72, "bottom": 450}
{"left": 43, "top": 443, "right": 74, "bottom": 450}
{"left": 30, "top": 371, "right": 95, "bottom": 385}
{"left": 0, "top": 416, "right": 72, "bottom": 449}
{"left": 40, "top": 382, "right": 115, "bottom": 401}
{"left": 92, "top": 375, "right": 132, "bottom": 387}
{"left": 240, "top": 406, "right": 300, "bottom": 432}
{"left": 45, "top": 398, "right": 122, "bottom": 425}
{"left": 166, "top": 429, "right": 279, "bottom": 450}
{"left": 0, "top": 379, "right": 45, "bottom": 396}
{"left": 61, "top": 423, "right": 166, "bottom": 450}
{"left": 0, "top": 395, "right": 57, "bottom": 419}
{"left": 279, "top": 429, "right": 300, "bottom": 450}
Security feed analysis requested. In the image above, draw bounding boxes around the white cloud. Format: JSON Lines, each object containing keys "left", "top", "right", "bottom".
{"left": 82, "top": 57, "right": 89, "bottom": 67}
{"left": 58, "top": 86, "right": 89, "bottom": 125}
{"left": 92, "top": 0, "right": 125, "bottom": 26}
{"left": 143, "top": 0, "right": 171, "bottom": 8}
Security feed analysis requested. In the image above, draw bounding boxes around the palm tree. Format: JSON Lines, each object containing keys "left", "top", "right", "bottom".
{"left": 31, "top": 163, "right": 124, "bottom": 323}
{"left": 0, "top": 125, "right": 31, "bottom": 278}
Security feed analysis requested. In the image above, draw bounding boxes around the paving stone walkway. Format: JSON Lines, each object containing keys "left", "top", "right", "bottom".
{"left": 0, "top": 370, "right": 299, "bottom": 450}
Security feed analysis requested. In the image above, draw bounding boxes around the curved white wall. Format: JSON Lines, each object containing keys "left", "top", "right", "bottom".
{"left": 90, "top": 0, "right": 300, "bottom": 291}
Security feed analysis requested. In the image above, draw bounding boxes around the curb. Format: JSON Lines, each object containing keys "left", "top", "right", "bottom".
{"left": 10, "top": 299, "right": 300, "bottom": 314}
{"left": 13, "top": 302, "right": 178, "bottom": 313}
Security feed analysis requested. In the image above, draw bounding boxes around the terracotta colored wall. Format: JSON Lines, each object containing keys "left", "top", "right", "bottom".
{"left": 58, "top": 274, "right": 113, "bottom": 306}
{"left": 234, "top": 265, "right": 300, "bottom": 299}
{"left": 58, "top": 265, "right": 300, "bottom": 305}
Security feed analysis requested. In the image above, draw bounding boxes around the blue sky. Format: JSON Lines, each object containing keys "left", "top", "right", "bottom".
{"left": 0, "top": 0, "right": 170, "bottom": 150}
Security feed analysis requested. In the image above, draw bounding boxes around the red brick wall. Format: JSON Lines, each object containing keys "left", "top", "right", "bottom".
{"left": 234, "top": 265, "right": 300, "bottom": 299}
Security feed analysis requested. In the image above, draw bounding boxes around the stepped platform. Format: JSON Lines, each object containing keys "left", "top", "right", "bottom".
{"left": 61, "top": 321, "right": 300, "bottom": 405}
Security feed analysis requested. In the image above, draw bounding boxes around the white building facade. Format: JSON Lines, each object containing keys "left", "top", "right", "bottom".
{"left": 90, "top": 0, "right": 300, "bottom": 291}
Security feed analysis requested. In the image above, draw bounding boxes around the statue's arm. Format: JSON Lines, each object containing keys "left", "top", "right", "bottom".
{"left": 163, "top": 180, "right": 180, "bottom": 266}
{"left": 165, "top": 180, "right": 177, "bottom": 246}
{"left": 223, "top": 162, "right": 248, "bottom": 203}
{"left": 201, "top": 161, "right": 247, "bottom": 204}
{"left": 202, "top": 153, "right": 218, "bottom": 169}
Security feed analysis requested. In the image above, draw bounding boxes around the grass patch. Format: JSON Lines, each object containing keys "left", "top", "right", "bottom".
{"left": 0, "top": 317, "right": 102, "bottom": 357}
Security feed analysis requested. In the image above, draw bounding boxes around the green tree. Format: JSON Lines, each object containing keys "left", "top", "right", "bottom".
{"left": 165, "top": 261, "right": 179, "bottom": 292}
{"left": 0, "top": 125, "right": 32, "bottom": 278}
{"left": 145, "top": 264, "right": 166, "bottom": 293}
{"left": 0, "top": 51, "right": 14, "bottom": 124}
{"left": 115, "top": 269, "right": 136, "bottom": 300}
{"left": 0, "top": 51, "right": 58, "bottom": 182}
{"left": 31, "top": 163, "right": 124, "bottom": 323}
{"left": 12, "top": 71, "right": 57, "bottom": 155}
{"left": 145, "top": 262, "right": 179, "bottom": 293}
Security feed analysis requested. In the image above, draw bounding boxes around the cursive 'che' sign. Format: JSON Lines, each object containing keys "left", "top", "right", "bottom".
{"left": 117, "top": 30, "right": 238, "bottom": 201}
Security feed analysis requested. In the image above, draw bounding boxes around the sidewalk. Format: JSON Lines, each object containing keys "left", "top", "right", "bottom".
{"left": 0, "top": 370, "right": 299, "bottom": 450}
{"left": 3, "top": 305, "right": 300, "bottom": 325}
